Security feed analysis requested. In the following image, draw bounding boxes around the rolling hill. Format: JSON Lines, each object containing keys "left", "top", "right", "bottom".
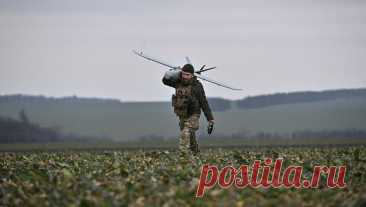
{"left": 0, "top": 88, "right": 365, "bottom": 141}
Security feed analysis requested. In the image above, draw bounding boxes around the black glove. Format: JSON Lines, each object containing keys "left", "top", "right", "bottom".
{"left": 207, "top": 121, "right": 214, "bottom": 135}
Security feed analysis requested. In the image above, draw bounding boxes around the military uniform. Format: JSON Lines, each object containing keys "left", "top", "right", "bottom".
{"left": 162, "top": 69, "right": 214, "bottom": 158}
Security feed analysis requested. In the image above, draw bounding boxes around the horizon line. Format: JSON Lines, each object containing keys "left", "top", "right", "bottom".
{"left": 1, "top": 87, "right": 366, "bottom": 103}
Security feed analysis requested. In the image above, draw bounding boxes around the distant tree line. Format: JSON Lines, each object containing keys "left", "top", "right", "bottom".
{"left": 290, "top": 129, "right": 366, "bottom": 139}
{"left": 0, "top": 109, "right": 104, "bottom": 143}
{"left": 2, "top": 88, "right": 366, "bottom": 111}
{"left": 190, "top": 129, "right": 366, "bottom": 146}
{"left": 136, "top": 129, "right": 366, "bottom": 143}
{"left": 0, "top": 94, "right": 233, "bottom": 112}
{"left": 0, "top": 109, "right": 60, "bottom": 143}
{"left": 235, "top": 88, "right": 366, "bottom": 109}
{"left": 199, "top": 129, "right": 366, "bottom": 140}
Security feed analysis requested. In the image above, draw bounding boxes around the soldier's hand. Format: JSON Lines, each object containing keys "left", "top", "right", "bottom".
{"left": 207, "top": 120, "right": 214, "bottom": 135}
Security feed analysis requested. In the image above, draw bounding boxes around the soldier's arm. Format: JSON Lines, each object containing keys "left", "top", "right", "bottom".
{"left": 162, "top": 70, "right": 180, "bottom": 88}
{"left": 195, "top": 82, "right": 214, "bottom": 121}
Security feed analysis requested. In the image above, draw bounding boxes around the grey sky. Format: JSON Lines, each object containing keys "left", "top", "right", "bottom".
{"left": 1, "top": 0, "right": 365, "bottom": 101}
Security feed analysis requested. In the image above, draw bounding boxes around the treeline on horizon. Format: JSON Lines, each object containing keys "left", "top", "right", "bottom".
{"left": 0, "top": 110, "right": 105, "bottom": 144}
{"left": 2, "top": 109, "right": 366, "bottom": 145}
{"left": 137, "top": 129, "right": 366, "bottom": 143}
{"left": 1, "top": 88, "right": 365, "bottom": 112}
{"left": 235, "top": 88, "right": 366, "bottom": 109}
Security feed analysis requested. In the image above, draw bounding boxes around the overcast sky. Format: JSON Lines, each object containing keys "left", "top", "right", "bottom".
{"left": 1, "top": 0, "right": 365, "bottom": 101}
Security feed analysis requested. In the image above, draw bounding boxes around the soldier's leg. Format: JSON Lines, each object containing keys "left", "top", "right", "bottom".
{"left": 178, "top": 117, "right": 191, "bottom": 158}
{"left": 187, "top": 114, "right": 200, "bottom": 155}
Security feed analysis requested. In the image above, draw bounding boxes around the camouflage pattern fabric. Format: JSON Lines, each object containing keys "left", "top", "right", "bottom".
{"left": 178, "top": 113, "right": 200, "bottom": 158}
{"left": 162, "top": 72, "right": 214, "bottom": 121}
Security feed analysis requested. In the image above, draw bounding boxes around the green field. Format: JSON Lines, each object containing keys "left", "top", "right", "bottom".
{"left": 1, "top": 97, "right": 366, "bottom": 141}
{"left": 1, "top": 146, "right": 365, "bottom": 206}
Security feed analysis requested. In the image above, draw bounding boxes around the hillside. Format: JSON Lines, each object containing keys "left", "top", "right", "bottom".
{"left": 0, "top": 88, "right": 365, "bottom": 141}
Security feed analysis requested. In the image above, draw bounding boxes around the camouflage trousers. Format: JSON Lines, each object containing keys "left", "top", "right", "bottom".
{"left": 178, "top": 113, "right": 200, "bottom": 158}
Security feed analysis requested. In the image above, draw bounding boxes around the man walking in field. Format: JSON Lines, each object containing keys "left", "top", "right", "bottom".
{"left": 162, "top": 64, "right": 215, "bottom": 158}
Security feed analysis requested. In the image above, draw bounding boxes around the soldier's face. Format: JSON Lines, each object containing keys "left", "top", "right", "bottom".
{"left": 181, "top": 71, "right": 193, "bottom": 80}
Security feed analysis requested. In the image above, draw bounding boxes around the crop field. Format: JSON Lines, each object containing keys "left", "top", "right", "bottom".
{"left": 1, "top": 146, "right": 366, "bottom": 207}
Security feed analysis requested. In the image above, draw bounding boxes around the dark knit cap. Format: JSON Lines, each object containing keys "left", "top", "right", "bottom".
{"left": 182, "top": 64, "right": 195, "bottom": 74}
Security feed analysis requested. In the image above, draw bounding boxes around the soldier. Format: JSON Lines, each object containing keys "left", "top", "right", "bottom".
{"left": 162, "top": 64, "right": 215, "bottom": 158}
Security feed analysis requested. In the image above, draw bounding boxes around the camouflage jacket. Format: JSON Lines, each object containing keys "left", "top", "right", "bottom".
{"left": 162, "top": 71, "right": 214, "bottom": 121}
